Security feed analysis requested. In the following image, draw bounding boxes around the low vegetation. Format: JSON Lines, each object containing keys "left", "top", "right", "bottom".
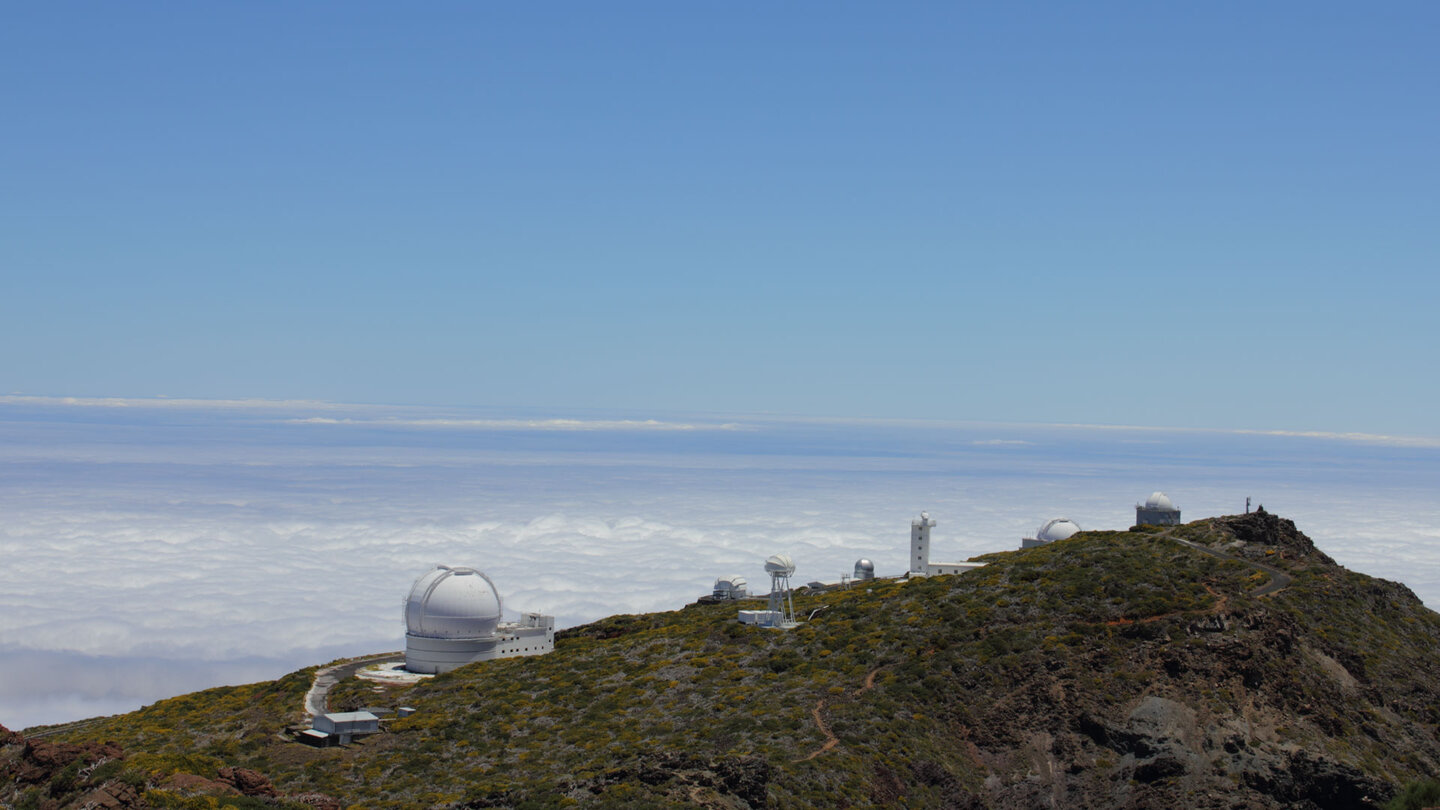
{"left": 14, "top": 512, "right": 1440, "bottom": 809}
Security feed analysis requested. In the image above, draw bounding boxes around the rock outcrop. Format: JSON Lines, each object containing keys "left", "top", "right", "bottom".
{"left": 1, "top": 721, "right": 339, "bottom": 810}
{"left": 0, "top": 723, "right": 139, "bottom": 809}
{"left": 1217, "top": 509, "right": 1337, "bottom": 565}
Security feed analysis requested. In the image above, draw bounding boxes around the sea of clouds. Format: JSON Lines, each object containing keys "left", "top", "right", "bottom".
{"left": 2, "top": 397, "right": 1438, "bottom": 730}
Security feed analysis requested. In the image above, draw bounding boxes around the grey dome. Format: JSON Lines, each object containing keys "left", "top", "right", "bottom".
{"left": 404, "top": 566, "right": 503, "bottom": 639}
{"left": 1036, "top": 518, "right": 1081, "bottom": 543}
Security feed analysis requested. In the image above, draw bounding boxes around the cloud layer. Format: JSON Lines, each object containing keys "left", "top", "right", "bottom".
{"left": 3, "top": 400, "right": 1438, "bottom": 729}
{"left": 286, "top": 417, "right": 745, "bottom": 431}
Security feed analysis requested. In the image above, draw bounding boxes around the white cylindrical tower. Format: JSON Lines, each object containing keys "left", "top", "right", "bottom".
{"left": 910, "top": 511, "right": 936, "bottom": 575}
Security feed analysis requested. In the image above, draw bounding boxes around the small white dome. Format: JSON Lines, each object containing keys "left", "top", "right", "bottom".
{"left": 405, "top": 565, "right": 503, "bottom": 639}
{"left": 1144, "top": 491, "right": 1175, "bottom": 510}
{"left": 764, "top": 554, "right": 796, "bottom": 575}
{"left": 713, "top": 574, "right": 747, "bottom": 596}
{"left": 1036, "top": 518, "right": 1082, "bottom": 543}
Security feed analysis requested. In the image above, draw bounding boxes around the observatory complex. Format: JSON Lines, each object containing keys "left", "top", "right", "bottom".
{"left": 403, "top": 565, "right": 554, "bottom": 674}
{"left": 1136, "top": 491, "right": 1182, "bottom": 526}
{"left": 710, "top": 491, "right": 1184, "bottom": 631}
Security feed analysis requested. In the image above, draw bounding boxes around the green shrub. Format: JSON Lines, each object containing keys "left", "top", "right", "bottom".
{"left": 1385, "top": 779, "right": 1440, "bottom": 810}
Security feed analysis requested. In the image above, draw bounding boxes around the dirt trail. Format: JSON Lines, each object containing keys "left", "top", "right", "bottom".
{"left": 794, "top": 667, "right": 884, "bottom": 763}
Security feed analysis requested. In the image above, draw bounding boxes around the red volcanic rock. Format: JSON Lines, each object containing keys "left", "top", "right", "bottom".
{"left": 162, "top": 772, "right": 241, "bottom": 795}
{"left": 218, "top": 765, "right": 279, "bottom": 797}
{"left": 16, "top": 737, "right": 124, "bottom": 785}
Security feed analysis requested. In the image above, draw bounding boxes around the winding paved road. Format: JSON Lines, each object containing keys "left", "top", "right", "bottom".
{"left": 1168, "top": 533, "right": 1292, "bottom": 598}
{"left": 303, "top": 653, "right": 402, "bottom": 718}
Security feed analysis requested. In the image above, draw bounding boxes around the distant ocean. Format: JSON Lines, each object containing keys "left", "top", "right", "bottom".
{"left": 2, "top": 397, "right": 1437, "bottom": 729}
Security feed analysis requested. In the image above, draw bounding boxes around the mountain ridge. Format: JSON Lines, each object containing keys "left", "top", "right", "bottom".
{"left": 6, "top": 511, "right": 1440, "bottom": 809}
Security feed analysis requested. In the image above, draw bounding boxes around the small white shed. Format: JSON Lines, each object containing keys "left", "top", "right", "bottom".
{"left": 313, "top": 711, "right": 379, "bottom": 737}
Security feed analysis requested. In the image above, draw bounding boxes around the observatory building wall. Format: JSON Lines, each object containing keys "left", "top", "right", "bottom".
{"left": 405, "top": 618, "right": 556, "bottom": 674}
{"left": 1136, "top": 506, "right": 1181, "bottom": 526}
{"left": 929, "top": 562, "right": 986, "bottom": 575}
{"left": 494, "top": 613, "right": 555, "bottom": 658}
{"left": 404, "top": 636, "right": 502, "bottom": 674}
{"left": 1135, "top": 492, "right": 1181, "bottom": 527}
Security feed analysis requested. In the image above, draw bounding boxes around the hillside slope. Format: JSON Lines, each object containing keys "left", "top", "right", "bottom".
{"left": 12, "top": 512, "right": 1440, "bottom": 809}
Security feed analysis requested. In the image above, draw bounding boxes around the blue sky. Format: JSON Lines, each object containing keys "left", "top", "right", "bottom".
{"left": 3, "top": 3, "right": 1438, "bottom": 433}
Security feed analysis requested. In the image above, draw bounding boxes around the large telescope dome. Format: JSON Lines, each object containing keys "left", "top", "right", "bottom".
{"left": 404, "top": 565, "right": 503, "bottom": 639}
{"left": 1036, "top": 518, "right": 1082, "bottom": 543}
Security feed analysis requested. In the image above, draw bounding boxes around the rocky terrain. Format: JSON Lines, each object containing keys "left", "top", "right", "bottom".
{"left": 9, "top": 512, "right": 1440, "bottom": 809}
{"left": 0, "top": 722, "right": 342, "bottom": 810}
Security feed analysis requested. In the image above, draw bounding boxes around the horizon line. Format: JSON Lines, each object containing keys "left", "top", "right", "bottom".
{"left": 2, "top": 393, "right": 1437, "bottom": 448}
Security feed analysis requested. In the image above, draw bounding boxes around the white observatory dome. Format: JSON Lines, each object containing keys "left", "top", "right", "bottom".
{"left": 1036, "top": 518, "right": 1082, "bottom": 543}
{"left": 720, "top": 574, "right": 747, "bottom": 590}
{"left": 854, "top": 559, "right": 875, "bottom": 580}
{"left": 1144, "top": 491, "right": 1175, "bottom": 510}
{"left": 713, "top": 574, "right": 747, "bottom": 599}
{"left": 404, "top": 565, "right": 503, "bottom": 639}
{"left": 764, "top": 553, "right": 796, "bottom": 575}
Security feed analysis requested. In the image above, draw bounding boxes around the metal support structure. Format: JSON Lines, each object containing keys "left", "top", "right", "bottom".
{"left": 767, "top": 570, "right": 796, "bottom": 627}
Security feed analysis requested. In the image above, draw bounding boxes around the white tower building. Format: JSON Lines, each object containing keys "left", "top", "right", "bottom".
{"left": 403, "top": 565, "right": 554, "bottom": 674}
{"left": 911, "top": 511, "right": 936, "bottom": 575}
{"left": 909, "top": 512, "right": 986, "bottom": 576}
{"left": 1135, "top": 492, "right": 1182, "bottom": 526}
